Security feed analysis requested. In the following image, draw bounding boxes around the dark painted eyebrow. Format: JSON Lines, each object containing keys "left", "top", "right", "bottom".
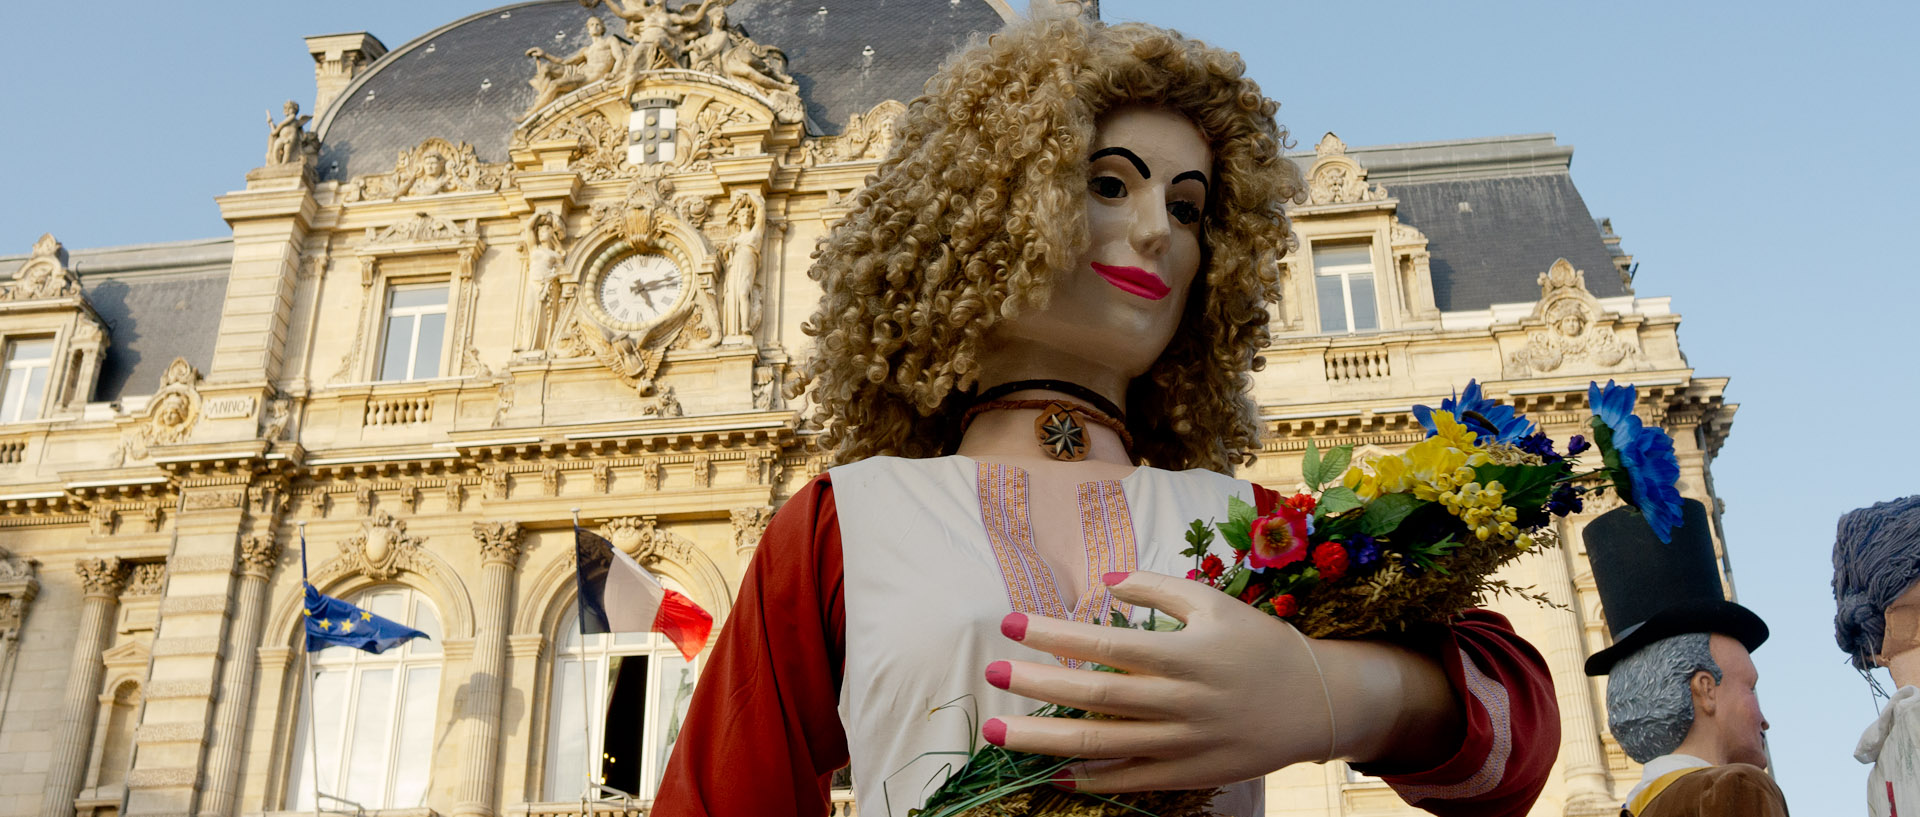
{"left": 1171, "top": 169, "right": 1210, "bottom": 191}
{"left": 1089, "top": 147, "right": 1151, "bottom": 179}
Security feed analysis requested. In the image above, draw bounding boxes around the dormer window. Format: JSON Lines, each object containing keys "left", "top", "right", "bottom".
{"left": 1313, "top": 243, "right": 1377, "bottom": 334}
{"left": 0, "top": 337, "right": 53, "bottom": 423}
{"left": 377, "top": 284, "right": 450, "bottom": 382}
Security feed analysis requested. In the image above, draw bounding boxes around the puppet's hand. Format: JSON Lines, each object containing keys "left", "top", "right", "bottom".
{"left": 986, "top": 570, "right": 1459, "bottom": 792}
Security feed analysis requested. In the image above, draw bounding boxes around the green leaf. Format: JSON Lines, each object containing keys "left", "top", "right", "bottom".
{"left": 1301, "top": 440, "right": 1324, "bottom": 490}
{"left": 1218, "top": 495, "right": 1258, "bottom": 551}
{"left": 1180, "top": 518, "right": 1216, "bottom": 559}
{"left": 1319, "top": 445, "right": 1354, "bottom": 490}
{"left": 1316, "top": 486, "right": 1365, "bottom": 517}
{"left": 1223, "top": 567, "right": 1253, "bottom": 598}
{"left": 1361, "top": 492, "right": 1426, "bottom": 536}
{"left": 1109, "top": 608, "right": 1130, "bottom": 628}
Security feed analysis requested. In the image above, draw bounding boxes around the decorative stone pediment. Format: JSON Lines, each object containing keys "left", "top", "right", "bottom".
{"left": 1302, "top": 133, "right": 1388, "bottom": 207}
{"left": 798, "top": 100, "right": 907, "bottom": 166}
{"left": 1504, "top": 258, "right": 1640, "bottom": 375}
{"left": 516, "top": 81, "right": 779, "bottom": 184}
{"left": 601, "top": 516, "right": 699, "bottom": 567}
{"left": 341, "top": 137, "right": 508, "bottom": 203}
{"left": 338, "top": 509, "right": 425, "bottom": 580}
{"left": 356, "top": 213, "right": 486, "bottom": 286}
{"left": 116, "top": 358, "right": 203, "bottom": 464}
{"left": 3, "top": 234, "right": 82, "bottom": 302}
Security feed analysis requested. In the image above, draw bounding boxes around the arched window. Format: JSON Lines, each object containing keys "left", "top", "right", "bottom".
{"left": 286, "top": 586, "right": 444, "bottom": 812}
{"left": 543, "top": 594, "right": 699, "bottom": 801}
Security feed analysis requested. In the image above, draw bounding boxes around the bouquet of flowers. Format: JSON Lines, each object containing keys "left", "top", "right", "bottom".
{"left": 913, "top": 380, "right": 1683, "bottom": 817}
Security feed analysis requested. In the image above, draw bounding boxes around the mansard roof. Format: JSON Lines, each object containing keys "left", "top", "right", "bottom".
{"left": 313, "top": 0, "right": 1011, "bottom": 183}
{"left": 1291, "top": 133, "right": 1629, "bottom": 312}
{"left": 0, "top": 238, "right": 231, "bottom": 402}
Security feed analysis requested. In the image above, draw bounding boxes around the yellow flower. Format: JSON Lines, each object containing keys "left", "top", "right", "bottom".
{"left": 1429, "top": 410, "right": 1483, "bottom": 453}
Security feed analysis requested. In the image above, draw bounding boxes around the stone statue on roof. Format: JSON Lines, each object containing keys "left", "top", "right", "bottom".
{"left": 265, "top": 100, "right": 314, "bottom": 166}
{"left": 4, "top": 234, "right": 81, "bottom": 302}
{"left": 685, "top": 4, "right": 798, "bottom": 97}
{"left": 583, "top": 0, "right": 720, "bottom": 100}
{"left": 525, "top": 15, "right": 623, "bottom": 115}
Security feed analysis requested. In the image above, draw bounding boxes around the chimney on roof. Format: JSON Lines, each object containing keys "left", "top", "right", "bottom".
{"left": 305, "top": 32, "right": 389, "bottom": 115}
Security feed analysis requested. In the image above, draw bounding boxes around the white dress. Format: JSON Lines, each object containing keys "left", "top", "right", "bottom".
{"left": 1858, "top": 685, "right": 1920, "bottom": 816}
{"left": 831, "top": 455, "right": 1264, "bottom": 817}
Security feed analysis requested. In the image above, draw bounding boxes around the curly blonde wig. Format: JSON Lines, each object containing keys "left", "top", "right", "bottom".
{"left": 798, "top": 14, "right": 1302, "bottom": 472}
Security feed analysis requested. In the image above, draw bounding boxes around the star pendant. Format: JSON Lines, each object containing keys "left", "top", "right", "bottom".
{"left": 1035, "top": 404, "right": 1089, "bottom": 462}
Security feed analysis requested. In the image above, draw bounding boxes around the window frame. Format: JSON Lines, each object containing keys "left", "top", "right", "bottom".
{"left": 374, "top": 282, "right": 452, "bottom": 383}
{"left": 541, "top": 602, "right": 701, "bottom": 802}
{"left": 1311, "top": 241, "right": 1381, "bottom": 336}
{"left": 0, "top": 335, "right": 56, "bottom": 423}
{"left": 285, "top": 586, "right": 445, "bottom": 813}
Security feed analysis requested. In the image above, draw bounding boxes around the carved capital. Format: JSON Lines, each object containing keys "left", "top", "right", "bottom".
{"left": 473, "top": 521, "right": 524, "bottom": 566}
{"left": 730, "top": 506, "right": 773, "bottom": 559}
{"left": 123, "top": 563, "right": 166, "bottom": 597}
{"left": 75, "top": 558, "right": 127, "bottom": 599}
{"left": 240, "top": 533, "right": 278, "bottom": 578}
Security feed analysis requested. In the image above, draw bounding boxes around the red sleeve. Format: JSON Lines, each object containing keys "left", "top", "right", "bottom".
{"left": 653, "top": 475, "right": 848, "bottom": 817}
{"left": 1253, "top": 484, "right": 1559, "bottom": 817}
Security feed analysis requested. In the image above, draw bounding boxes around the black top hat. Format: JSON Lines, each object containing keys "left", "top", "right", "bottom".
{"left": 1582, "top": 497, "right": 1769, "bottom": 676}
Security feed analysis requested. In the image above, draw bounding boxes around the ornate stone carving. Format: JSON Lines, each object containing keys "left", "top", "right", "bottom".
{"left": 75, "top": 558, "right": 127, "bottom": 598}
{"left": 524, "top": 16, "right": 623, "bottom": 117}
{"left": 118, "top": 358, "right": 202, "bottom": 462}
{"left": 183, "top": 490, "right": 244, "bottom": 511}
{"left": 353, "top": 486, "right": 375, "bottom": 517}
{"left": 262, "top": 396, "right": 293, "bottom": 441}
{"left": 599, "top": 516, "right": 700, "bottom": 567}
{"left": 751, "top": 364, "right": 781, "bottom": 410}
{"left": 363, "top": 213, "right": 481, "bottom": 252}
{"left": 239, "top": 533, "right": 277, "bottom": 578}
{"left": 743, "top": 449, "right": 771, "bottom": 484}
{"left": 308, "top": 491, "right": 330, "bottom": 517}
{"left": 1506, "top": 259, "right": 1640, "bottom": 375}
{"left": 521, "top": 212, "right": 569, "bottom": 353}
{"left": 1302, "top": 133, "right": 1387, "bottom": 206}
{"left": 684, "top": 4, "right": 799, "bottom": 101}
{"left": 642, "top": 457, "right": 662, "bottom": 490}
{"left": 122, "top": 563, "right": 166, "bottom": 597}
{"left": 4, "top": 234, "right": 82, "bottom": 301}
{"left": 472, "top": 521, "right": 524, "bottom": 566}
{"left": 540, "top": 465, "right": 561, "bottom": 497}
{"left": 592, "top": 461, "right": 611, "bottom": 493}
{"left": 342, "top": 138, "right": 506, "bottom": 202}
{"left": 801, "top": 100, "right": 907, "bottom": 165}
{"left": 87, "top": 506, "right": 117, "bottom": 537}
{"left": 543, "top": 111, "right": 628, "bottom": 181}
{"left": 265, "top": 101, "right": 316, "bottom": 166}
{"left": 729, "top": 506, "right": 772, "bottom": 557}
{"left": 603, "top": 516, "right": 652, "bottom": 557}
{"left": 338, "top": 510, "right": 424, "bottom": 580}
{"left": 485, "top": 466, "right": 511, "bottom": 500}
{"left": 691, "top": 454, "right": 712, "bottom": 488}
{"left": 719, "top": 190, "right": 765, "bottom": 342}
{"left": 445, "top": 480, "right": 466, "bottom": 512}
{"left": 399, "top": 482, "right": 421, "bottom": 513}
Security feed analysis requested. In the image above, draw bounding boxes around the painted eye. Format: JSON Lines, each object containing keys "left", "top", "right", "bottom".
{"left": 1089, "top": 176, "right": 1127, "bottom": 199}
{"left": 1168, "top": 200, "right": 1202, "bottom": 225}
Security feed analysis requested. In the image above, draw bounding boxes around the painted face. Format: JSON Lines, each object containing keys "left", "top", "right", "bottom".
{"left": 984, "top": 105, "right": 1211, "bottom": 387}
{"left": 1877, "top": 580, "right": 1920, "bottom": 687}
{"left": 1708, "top": 634, "right": 1770, "bottom": 768}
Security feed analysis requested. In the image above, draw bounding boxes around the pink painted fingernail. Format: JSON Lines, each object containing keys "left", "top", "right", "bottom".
{"left": 1050, "top": 766, "right": 1078, "bottom": 790}
{"left": 985, "top": 660, "right": 1011, "bottom": 690}
{"left": 1001, "top": 612, "right": 1028, "bottom": 641}
{"left": 983, "top": 718, "right": 1007, "bottom": 747}
{"left": 1103, "top": 571, "right": 1130, "bottom": 587}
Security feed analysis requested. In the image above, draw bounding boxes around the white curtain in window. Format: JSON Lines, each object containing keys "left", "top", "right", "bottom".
{"left": 544, "top": 596, "right": 700, "bottom": 801}
{"left": 1313, "top": 244, "right": 1378, "bottom": 334}
{"left": 287, "top": 587, "right": 444, "bottom": 812}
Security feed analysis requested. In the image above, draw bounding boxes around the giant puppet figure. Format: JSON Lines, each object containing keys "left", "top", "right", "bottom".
{"left": 1833, "top": 494, "right": 1920, "bottom": 816}
{"left": 655, "top": 13, "right": 1558, "bottom": 817}
{"left": 1584, "top": 499, "right": 1787, "bottom": 816}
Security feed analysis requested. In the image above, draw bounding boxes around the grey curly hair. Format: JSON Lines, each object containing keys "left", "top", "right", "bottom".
{"left": 1833, "top": 495, "right": 1920, "bottom": 672}
{"left": 1606, "top": 633, "right": 1721, "bottom": 763}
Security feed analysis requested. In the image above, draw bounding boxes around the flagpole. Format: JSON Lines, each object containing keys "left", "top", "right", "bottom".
{"left": 300, "top": 521, "right": 322, "bottom": 817}
{"left": 571, "top": 509, "right": 600, "bottom": 811}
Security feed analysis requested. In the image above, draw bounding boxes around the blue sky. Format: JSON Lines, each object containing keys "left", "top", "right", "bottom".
{"left": 3, "top": 0, "right": 1915, "bottom": 809}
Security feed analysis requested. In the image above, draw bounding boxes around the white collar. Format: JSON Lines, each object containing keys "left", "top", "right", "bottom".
{"left": 1857, "top": 684, "right": 1920, "bottom": 763}
{"left": 1624, "top": 754, "right": 1712, "bottom": 804}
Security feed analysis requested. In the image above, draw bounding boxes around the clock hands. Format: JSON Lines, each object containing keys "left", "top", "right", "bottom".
{"left": 628, "top": 275, "right": 677, "bottom": 310}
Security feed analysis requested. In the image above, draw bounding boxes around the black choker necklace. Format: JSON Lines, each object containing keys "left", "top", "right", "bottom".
{"left": 962, "top": 379, "right": 1131, "bottom": 461}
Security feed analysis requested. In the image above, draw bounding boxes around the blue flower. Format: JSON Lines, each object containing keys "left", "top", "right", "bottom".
{"left": 1413, "top": 380, "right": 1536, "bottom": 445}
{"left": 1346, "top": 535, "right": 1383, "bottom": 568}
{"left": 1566, "top": 434, "right": 1591, "bottom": 457}
{"left": 1546, "top": 482, "right": 1585, "bottom": 516}
{"left": 1586, "top": 380, "right": 1685, "bottom": 543}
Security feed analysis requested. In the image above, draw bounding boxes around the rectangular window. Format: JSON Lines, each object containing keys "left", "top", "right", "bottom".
{"left": 0, "top": 337, "right": 54, "bottom": 423}
{"left": 545, "top": 607, "right": 701, "bottom": 801}
{"left": 377, "top": 285, "right": 449, "bottom": 381}
{"left": 1313, "top": 244, "right": 1378, "bottom": 334}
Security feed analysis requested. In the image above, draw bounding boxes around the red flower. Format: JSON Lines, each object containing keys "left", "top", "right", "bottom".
{"left": 1248, "top": 507, "right": 1313, "bottom": 570}
{"left": 1285, "top": 493, "right": 1317, "bottom": 515}
{"left": 1313, "top": 543, "right": 1349, "bottom": 582}
{"left": 1186, "top": 568, "right": 1206, "bottom": 584}
{"left": 1239, "top": 584, "right": 1264, "bottom": 605}
{"left": 1201, "top": 553, "right": 1225, "bottom": 580}
{"left": 1271, "top": 594, "right": 1299, "bottom": 617}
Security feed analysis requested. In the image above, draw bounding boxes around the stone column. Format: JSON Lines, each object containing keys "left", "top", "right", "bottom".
{"left": 196, "top": 534, "right": 279, "bottom": 817}
{"left": 1542, "top": 520, "right": 1615, "bottom": 813}
{"left": 42, "top": 558, "right": 127, "bottom": 817}
{"left": 452, "top": 522, "right": 522, "bottom": 817}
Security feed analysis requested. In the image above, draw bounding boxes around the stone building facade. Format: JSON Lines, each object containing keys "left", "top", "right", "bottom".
{"left": 0, "top": 2, "right": 1739, "bottom": 816}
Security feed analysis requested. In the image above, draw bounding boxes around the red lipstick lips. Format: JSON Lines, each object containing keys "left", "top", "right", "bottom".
{"left": 1090, "top": 262, "right": 1170, "bottom": 301}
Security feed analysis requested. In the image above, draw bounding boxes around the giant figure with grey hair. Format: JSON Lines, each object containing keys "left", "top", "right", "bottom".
{"left": 1584, "top": 498, "right": 1787, "bottom": 816}
{"left": 1832, "top": 494, "right": 1920, "bottom": 817}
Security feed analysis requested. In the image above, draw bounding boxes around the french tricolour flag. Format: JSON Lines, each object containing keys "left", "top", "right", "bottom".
{"left": 574, "top": 526, "right": 713, "bottom": 661}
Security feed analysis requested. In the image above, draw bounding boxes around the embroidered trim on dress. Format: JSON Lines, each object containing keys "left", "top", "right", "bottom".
{"left": 975, "top": 463, "right": 1139, "bottom": 669}
{"left": 1386, "top": 649, "right": 1512, "bottom": 803}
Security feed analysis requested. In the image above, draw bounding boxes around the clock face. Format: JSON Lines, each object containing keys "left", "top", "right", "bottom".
{"left": 596, "top": 253, "right": 685, "bottom": 329}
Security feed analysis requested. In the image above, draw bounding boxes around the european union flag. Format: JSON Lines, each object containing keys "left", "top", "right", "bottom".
{"left": 302, "top": 583, "right": 428, "bottom": 654}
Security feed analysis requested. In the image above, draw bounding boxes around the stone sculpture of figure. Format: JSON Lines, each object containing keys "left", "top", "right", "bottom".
{"left": 6, "top": 234, "right": 78, "bottom": 301}
{"left": 1584, "top": 499, "right": 1786, "bottom": 816}
{"left": 584, "top": 0, "right": 717, "bottom": 101}
{"left": 265, "top": 100, "right": 312, "bottom": 165}
{"left": 520, "top": 212, "right": 568, "bottom": 352}
{"left": 525, "top": 16, "right": 623, "bottom": 115}
{"left": 657, "top": 15, "right": 1563, "bottom": 817}
{"left": 717, "top": 191, "right": 764, "bottom": 341}
{"left": 392, "top": 152, "right": 453, "bottom": 198}
{"left": 1833, "top": 495, "right": 1920, "bottom": 816}
{"left": 686, "top": 5, "right": 799, "bottom": 95}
